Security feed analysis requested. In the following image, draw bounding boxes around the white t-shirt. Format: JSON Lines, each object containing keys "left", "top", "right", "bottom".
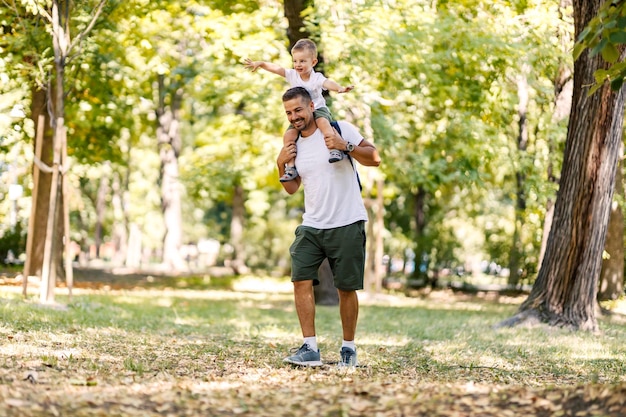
{"left": 285, "top": 69, "right": 328, "bottom": 111}
{"left": 294, "top": 121, "right": 368, "bottom": 229}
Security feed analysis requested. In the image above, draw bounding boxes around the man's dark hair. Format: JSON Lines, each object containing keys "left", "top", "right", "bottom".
{"left": 282, "top": 86, "right": 312, "bottom": 103}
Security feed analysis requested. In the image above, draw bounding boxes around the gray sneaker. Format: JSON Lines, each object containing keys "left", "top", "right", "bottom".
{"left": 284, "top": 343, "right": 323, "bottom": 367}
{"left": 338, "top": 346, "right": 357, "bottom": 367}
{"left": 280, "top": 165, "right": 299, "bottom": 182}
{"left": 328, "top": 149, "right": 344, "bottom": 163}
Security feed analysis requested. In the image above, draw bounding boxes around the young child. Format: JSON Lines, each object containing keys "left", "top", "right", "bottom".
{"left": 244, "top": 39, "right": 353, "bottom": 182}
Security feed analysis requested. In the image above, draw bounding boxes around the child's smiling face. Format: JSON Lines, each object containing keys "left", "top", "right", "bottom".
{"left": 292, "top": 50, "right": 318, "bottom": 76}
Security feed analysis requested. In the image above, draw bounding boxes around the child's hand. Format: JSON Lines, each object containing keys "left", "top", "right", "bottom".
{"left": 339, "top": 85, "right": 354, "bottom": 93}
{"left": 244, "top": 58, "right": 261, "bottom": 72}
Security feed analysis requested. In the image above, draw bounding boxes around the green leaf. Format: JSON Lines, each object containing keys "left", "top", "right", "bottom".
{"left": 610, "top": 77, "right": 624, "bottom": 91}
{"left": 590, "top": 37, "right": 608, "bottom": 57}
{"left": 616, "top": 16, "right": 626, "bottom": 29}
{"left": 573, "top": 43, "right": 586, "bottom": 60}
{"left": 594, "top": 69, "right": 609, "bottom": 84}
{"left": 601, "top": 42, "right": 620, "bottom": 63}
{"left": 608, "top": 30, "right": 626, "bottom": 44}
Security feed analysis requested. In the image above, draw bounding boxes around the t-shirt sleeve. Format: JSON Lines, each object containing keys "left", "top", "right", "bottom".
{"left": 285, "top": 69, "right": 297, "bottom": 87}
{"left": 337, "top": 121, "right": 364, "bottom": 145}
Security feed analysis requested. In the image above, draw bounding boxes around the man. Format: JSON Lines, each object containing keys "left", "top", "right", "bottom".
{"left": 277, "top": 86, "right": 381, "bottom": 367}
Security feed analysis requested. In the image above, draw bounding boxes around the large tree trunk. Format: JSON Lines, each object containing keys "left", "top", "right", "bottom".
{"left": 598, "top": 148, "right": 624, "bottom": 301}
{"left": 23, "top": 88, "right": 53, "bottom": 283}
{"left": 156, "top": 74, "right": 186, "bottom": 271}
{"left": 497, "top": 0, "right": 626, "bottom": 332}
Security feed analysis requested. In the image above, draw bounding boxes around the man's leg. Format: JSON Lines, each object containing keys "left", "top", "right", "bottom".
{"left": 337, "top": 289, "right": 358, "bottom": 341}
{"left": 294, "top": 280, "right": 316, "bottom": 337}
{"left": 338, "top": 288, "right": 359, "bottom": 366}
{"left": 283, "top": 279, "right": 323, "bottom": 366}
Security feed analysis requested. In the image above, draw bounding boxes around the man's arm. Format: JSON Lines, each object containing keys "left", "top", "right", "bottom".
{"left": 349, "top": 139, "right": 381, "bottom": 167}
{"left": 323, "top": 127, "right": 381, "bottom": 167}
{"left": 244, "top": 59, "right": 286, "bottom": 77}
{"left": 277, "top": 141, "right": 301, "bottom": 194}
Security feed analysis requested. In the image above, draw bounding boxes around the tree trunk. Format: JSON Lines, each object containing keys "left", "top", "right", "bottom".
{"left": 284, "top": 0, "right": 313, "bottom": 48}
{"left": 94, "top": 165, "right": 109, "bottom": 259}
{"left": 156, "top": 74, "right": 186, "bottom": 271}
{"left": 508, "top": 70, "right": 529, "bottom": 286}
{"left": 497, "top": 0, "right": 626, "bottom": 332}
{"left": 598, "top": 147, "right": 624, "bottom": 301}
{"left": 40, "top": 0, "right": 72, "bottom": 303}
{"left": 412, "top": 187, "right": 428, "bottom": 283}
{"left": 283, "top": 0, "right": 335, "bottom": 303}
{"left": 23, "top": 88, "right": 53, "bottom": 283}
{"left": 314, "top": 259, "right": 339, "bottom": 305}
{"left": 229, "top": 183, "right": 248, "bottom": 274}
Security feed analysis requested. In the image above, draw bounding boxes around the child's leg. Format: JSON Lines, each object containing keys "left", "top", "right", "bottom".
{"left": 283, "top": 128, "right": 298, "bottom": 168}
{"left": 316, "top": 117, "right": 334, "bottom": 140}
{"left": 280, "top": 128, "right": 299, "bottom": 182}
{"left": 316, "top": 116, "right": 344, "bottom": 163}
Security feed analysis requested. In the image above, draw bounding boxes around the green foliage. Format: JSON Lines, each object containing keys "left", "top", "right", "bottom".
{"left": 0, "top": 0, "right": 579, "bottom": 281}
{"left": 0, "top": 222, "right": 26, "bottom": 264}
{"left": 574, "top": 0, "right": 626, "bottom": 93}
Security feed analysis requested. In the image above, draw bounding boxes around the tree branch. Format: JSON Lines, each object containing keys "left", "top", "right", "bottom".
{"left": 67, "top": 0, "right": 107, "bottom": 56}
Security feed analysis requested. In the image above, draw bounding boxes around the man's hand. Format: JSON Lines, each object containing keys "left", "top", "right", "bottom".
{"left": 278, "top": 141, "right": 297, "bottom": 167}
{"left": 277, "top": 142, "right": 301, "bottom": 194}
{"left": 323, "top": 128, "right": 349, "bottom": 151}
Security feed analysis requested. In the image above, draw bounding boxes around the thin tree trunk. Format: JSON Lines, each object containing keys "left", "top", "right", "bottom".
{"left": 314, "top": 259, "right": 339, "bottom": 305}
{"left": 156, "top": 75, "right": 185, "bottom": 271}
{"left": 111, "top": 171, "right": 129, "bottom": 266}
{"left": 229, "top": 183, "right": 248, "bottom": 274}
{"left": 40, "top": 0, "right": 70, "bottom": 303}
{"left": 508, "top": 70, "right": 530, "bottom": 286}
{"left": 497, "top": 0, "right": 626, "bottom": 332}
{"left": 94, "top": 165, "right": 109, "bottom": 258}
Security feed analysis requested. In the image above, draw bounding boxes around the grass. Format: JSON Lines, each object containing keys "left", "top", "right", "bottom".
{"left": 1, "top": 276, "right": 626, "bottom": 415}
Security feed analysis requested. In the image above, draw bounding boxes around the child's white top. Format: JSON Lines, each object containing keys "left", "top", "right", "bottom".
{"left": 285, "top": 69, "right": 328, "bottom": 111}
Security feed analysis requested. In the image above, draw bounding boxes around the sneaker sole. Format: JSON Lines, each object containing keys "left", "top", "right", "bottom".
{"left": 283, "top": 358, "right": 324, "bottom": 367}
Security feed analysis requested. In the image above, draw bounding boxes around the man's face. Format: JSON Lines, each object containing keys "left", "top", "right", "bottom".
{"left": 284, "top": 96, "right": 314, "bottom": 131}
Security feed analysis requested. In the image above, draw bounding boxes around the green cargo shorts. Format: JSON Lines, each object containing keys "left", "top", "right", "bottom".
{"left": 289, "top": 221, "right": 366, "bottom": 291}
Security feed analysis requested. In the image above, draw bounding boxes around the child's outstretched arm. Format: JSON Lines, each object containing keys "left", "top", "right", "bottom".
{"left": 323, "top": 79, "right": 354, "bottom": 93}
{"left": 243, "top": 59, "right": 286, "bottom": 77}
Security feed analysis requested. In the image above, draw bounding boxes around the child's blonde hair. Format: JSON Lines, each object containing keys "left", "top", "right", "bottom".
{"left": 291, "top": 39, "right": 317, "bottom": 58}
